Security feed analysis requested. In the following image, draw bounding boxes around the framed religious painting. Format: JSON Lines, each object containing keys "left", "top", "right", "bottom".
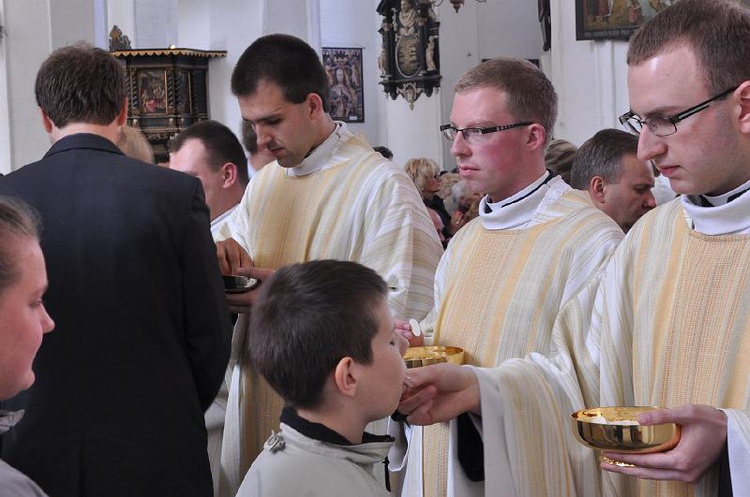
{"left": 111, "top": 48, "right": 226, "bottom": 162}
{"left": 137, "top": 70, "right": 169, "bottom": 115}
{"left": 575, "top": 0, "right": 677, "bottom": 41}
{"left": 322, "top": 47, "right": 365, "bottom": 123}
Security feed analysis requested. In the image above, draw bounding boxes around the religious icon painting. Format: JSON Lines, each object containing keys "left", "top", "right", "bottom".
{"left": 322, "top": 47, "right": 365, "bottom": 123}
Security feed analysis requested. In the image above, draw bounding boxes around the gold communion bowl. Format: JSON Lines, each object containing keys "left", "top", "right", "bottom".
{"left": 403, "top": 346, "right": 464, "bottom": 369}
{"left": 572, "top": 406, "right": 681, "bottom": 453}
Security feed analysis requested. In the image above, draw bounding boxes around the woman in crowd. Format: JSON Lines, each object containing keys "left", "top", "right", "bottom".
{"left": 404, "top": 157, "right": 453, "bottom": 242}
{"left": 0, "top": 196, "right": 54, "bottom": 496}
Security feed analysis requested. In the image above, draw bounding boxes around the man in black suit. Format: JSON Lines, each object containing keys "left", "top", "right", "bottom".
{"left": 0, "top": 43, "right": 231, "bottom": 497}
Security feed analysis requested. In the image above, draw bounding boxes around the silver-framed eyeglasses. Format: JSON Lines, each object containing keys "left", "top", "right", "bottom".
{"left": 619, "top": 86, "right": 738, "bottom": 137}
{"left": 439, "top": 122, "right": 533, "bottom": 142}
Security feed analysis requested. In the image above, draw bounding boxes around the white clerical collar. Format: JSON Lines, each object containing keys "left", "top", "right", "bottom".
{"left": 479, "top": 171, "right": 555, "bottom": 230}
{"left": 286, "top": 122, "right": 354, "bottom": 177}
{"left": 210, "top": 204, "right": 238, "bottom": 236}
{"left": 682, "top": 177, "right": 750, "bottom": 235}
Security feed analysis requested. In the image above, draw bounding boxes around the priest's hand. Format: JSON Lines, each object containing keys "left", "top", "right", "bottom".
{"left": 226, "top": 266, "right": 275, "bottom": 314}
{"left": 397, "top": 363, "right": 480, "bottom": 425}
{"left": 216, "top": 237, "right": 254, "bottom": 275}
{"left": 601, "top": 404, "right": 727, "bottom": 484}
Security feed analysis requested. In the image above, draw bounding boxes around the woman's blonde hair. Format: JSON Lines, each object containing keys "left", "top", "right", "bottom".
{"left": 404, "top": 157, "right": 440, "bottom": 199}
{"left": 118, "top": 125, "right": 154, "bottom": 164}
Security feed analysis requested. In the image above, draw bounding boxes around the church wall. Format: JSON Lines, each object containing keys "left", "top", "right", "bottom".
{"left": 0, "top": 0, "right": 641, "bottom": 173}
{"left": 2, "top": 0, "right": 52, "bottom": 172}
{"left": 544, "top": 0, "right": 631, "bottom": 147}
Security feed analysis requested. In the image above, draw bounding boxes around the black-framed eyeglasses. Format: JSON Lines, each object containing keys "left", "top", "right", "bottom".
{"left": 439, "top": 122, "right": 533, "bottom": 142}
{"left": 619, "top": 86, "right": 738, "bottom": 137}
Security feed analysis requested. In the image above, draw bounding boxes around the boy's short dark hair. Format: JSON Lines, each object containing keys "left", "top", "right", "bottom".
{"left": 35, "top": 43, "right": 127, "bottom": 128}
{"left": 249, "top": 260, "right": 388, "bottom": 409}
{"left": 231, "top": 34, "right": 331, "bottom": 113}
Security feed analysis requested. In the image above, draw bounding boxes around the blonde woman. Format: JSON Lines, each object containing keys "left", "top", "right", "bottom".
{"left": 404, "top": 157, "right": 453, "bottom": 244}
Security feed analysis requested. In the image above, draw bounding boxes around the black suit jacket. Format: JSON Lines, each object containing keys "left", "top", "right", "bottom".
{"left": 0, "top": 134, "right": 231, "bottom": 497}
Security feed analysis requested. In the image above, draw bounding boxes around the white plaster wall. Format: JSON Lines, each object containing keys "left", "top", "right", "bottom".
{"left": 0, "top": 0, "right": 11, "bottom": 173}
{"left": 385, "top": 91, "right": 442, "bottom": 168}
{"left": 478, "top": 0, "right": 542, "bottom": 60}
{"left": 545, "top": 0, "right": 630, "bottom": 146}
{"left": 50, "top": 0, "right": 95, "bottom": 48}
{"left": 3, "top": 0, "right": 51, "bottom": 171}
{"left": 176, "top": 0, "right": 209, "bottom": 48}
{"left": 134, "top": 0, "right": 177, "bottom": 48}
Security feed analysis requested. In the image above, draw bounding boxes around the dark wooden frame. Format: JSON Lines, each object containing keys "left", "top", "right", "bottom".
{"left": 111, "top": 48, "right": 226, "bottom": 162}
{"left": 377, "top": 0, "right": 441, "bottom": 108}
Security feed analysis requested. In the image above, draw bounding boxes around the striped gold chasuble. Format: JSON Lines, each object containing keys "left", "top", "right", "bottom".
{"left": 597, "top": 200, "right": 750, "bottom": 497}
{"left": 214, "top": 129, "right": 443, "bottom": 495}
{"left": 418, "top": 188, "right": 622, "bottom": 497}
{"left": 464, "top": 199, "right": 750, "bottom": 497}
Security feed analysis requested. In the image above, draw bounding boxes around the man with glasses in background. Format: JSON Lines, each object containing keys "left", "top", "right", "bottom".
{"left": 390, "top": 57, "right": 623, "bottom": 497}
{"left": 396, "top": 1, "right": 750, "bottom": 495}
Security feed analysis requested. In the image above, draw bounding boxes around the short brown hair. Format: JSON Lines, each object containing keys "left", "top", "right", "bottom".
{"left": 455, "top": 58, "right": 557, "bottom": 144}
{"left": 170, "top": 120, "right": 249, "bottom": 186}
{"left": 231, "top": 34, "right": 331, "bottom": 113}
{"left": 570, "top": 129, "right": 639, "bottom": 189}
{"left": 248, "top": 260, "right": 388, "bottom": 409}
{"left": 35, "top": 43, "right": 127, "bottom": 128}
{"left": 627, "top": 0, "right": 750, "bottom": 95}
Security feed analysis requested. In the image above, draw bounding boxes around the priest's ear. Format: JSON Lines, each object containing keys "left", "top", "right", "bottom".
{"left": 589, "top": 176, "right": 607, "bottom": 205}
{"left": 525, "top": 123, "right": 547, "bottom": 152}
{"left": 220, "top": 162, "right": 239, "bottom": 189}
{"left": 736, "top": 81, "right": 750, "bottom": 135}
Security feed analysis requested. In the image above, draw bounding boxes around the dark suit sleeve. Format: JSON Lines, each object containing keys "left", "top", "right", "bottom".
{"left": 178, "top": 182, "right": 232, "bottom": 411}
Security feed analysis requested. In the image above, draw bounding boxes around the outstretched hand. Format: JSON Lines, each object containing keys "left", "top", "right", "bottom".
{"left": 397, "top": 362, "right": 480, "bottom": 426}
{"left": 216, "top": 238, "right": 253, "bottom": 275}
{"left": 602, "top": 404, "right": 727, "bottom": 484}
{"left": 225, "top": 266, "right": 275, "bottom": 314}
